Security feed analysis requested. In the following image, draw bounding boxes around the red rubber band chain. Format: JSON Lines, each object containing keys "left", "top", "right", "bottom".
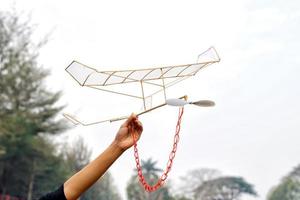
{"left": 131, "top": 107, "right": 184, "bottom": 192}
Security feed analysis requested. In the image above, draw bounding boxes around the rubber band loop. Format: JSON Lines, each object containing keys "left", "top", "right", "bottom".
{"left": 131, "top": 107, "right": 184, "bottom": 192}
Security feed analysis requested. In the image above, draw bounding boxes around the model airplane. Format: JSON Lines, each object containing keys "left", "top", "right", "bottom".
{"left": 63, "top": 47, "right": 220, "bottom": 126}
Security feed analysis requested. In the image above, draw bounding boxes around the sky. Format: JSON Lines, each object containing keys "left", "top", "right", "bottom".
{"left": 1, "top": 0, "right": 300, "bottom": 199}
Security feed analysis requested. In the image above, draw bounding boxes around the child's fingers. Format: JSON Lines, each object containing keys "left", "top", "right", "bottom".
{"left": 123, "top": 113, "right": 137, "bottom": 127}
{"left": 132, "top": 119, "right": 143, "bottom": 133}
{"left": 136, "top": 120, "right": 143, "bottom": 132}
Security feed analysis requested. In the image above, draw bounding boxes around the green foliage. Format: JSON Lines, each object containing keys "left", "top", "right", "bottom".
{"left": 0, "top": 10, "right": 65, "bottom": 134}
{"left": 172, "top": 196, "right": 192, "bottom": 200}
{"left": 83, "top": 173, "right": 121, "bottom": 200}
{"left": 193, "top": 176, "right": 257, "bottom": 200}
{"left": 288, "top": 164, "right": 300, "bottom": 181}
{"left": 63, "top": 137, "right": 92, "bottom": 173}
{"left": 268, "top": 164, "right": 300, "bottom": 200}
{"left": 268, "top": 178, "right": 300, "bottom": 200}
{"left": 178, "top": 168, "right": 220, "bottom": 199}
{"left": 175, "top": 168, "right": 257, "bottom": 200}
{"left": 0, "top": 9, "right": 68, "bottom": 199}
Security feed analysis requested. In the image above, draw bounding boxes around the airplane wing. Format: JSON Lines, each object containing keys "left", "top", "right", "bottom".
{"left": 65, "top": 47, "right": 220, "bottom": 87}
{"left": 65, "top": 47, "right": 220, "bottom": 110}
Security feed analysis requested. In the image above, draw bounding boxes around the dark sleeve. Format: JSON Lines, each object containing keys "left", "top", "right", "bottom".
{"left": 38, "top": 185, "right": 67, "bottom": 200}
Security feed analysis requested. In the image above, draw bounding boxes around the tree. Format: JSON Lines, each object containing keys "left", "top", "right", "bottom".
{"left": 268, "top": 178, "right": 300, "bottom": 200}
{"left": 288, "top": 164, "right": 300, "bottom": 182}
{"left": 0, "top": 9, "right": 68, "bottom": 199}
{"left": 126, "top": 158, "right": 174, "bottom": 200}
{"left": 176, "top": 168, "right": 257, "bottom": 200}
{"left": 177, "top": 168, "right": 220, "bottom": 199}
{"left": 64, "top": 137, "right": 92, "bottom": 173}
{"left": 268, "top": 164, "right": 300, "bottom": 200}
{"left": 193, "top": 176, "right": 257, "bottom": 200}
{"left": 83, "top": 173, "right": 121, "bottom": 200}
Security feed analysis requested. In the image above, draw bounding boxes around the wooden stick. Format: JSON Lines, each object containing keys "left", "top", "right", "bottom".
{"left": 64, "top": 95, "right": 188, "bottom": 126}
{"left": 109, "top": 95, "right": 187, "bottom": 122}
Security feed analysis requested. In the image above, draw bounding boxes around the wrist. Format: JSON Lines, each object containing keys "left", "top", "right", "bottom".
{"left": 110, "top": 140, "right": 127, "bottom": 154}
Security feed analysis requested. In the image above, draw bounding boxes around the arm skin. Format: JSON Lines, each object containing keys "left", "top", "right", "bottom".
{"left": 63, "top": 114, "right": 143, "bottom": 200}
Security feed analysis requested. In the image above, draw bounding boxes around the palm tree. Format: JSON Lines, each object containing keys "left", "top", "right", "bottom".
{"left": 140, "top": 158, "right": 163, "bottom": 184}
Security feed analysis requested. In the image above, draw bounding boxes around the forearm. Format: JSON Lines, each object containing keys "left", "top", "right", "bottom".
{"left": 62, "top": 114, "right": 142, "bottom": 200}
{"left": 63, "top": 141, "right": 125, "bottom": 200}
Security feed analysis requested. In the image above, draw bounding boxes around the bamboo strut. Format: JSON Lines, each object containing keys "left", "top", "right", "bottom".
{"left": 63, "top": 95, "right": 187, "bottom": 126}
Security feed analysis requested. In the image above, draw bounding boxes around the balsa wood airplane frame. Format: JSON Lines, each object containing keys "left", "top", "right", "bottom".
{"left": 64, "top": 47, "right": 220, "bottom": 126}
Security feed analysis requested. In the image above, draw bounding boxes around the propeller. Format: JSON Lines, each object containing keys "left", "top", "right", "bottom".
{"left": 190, "top": 100, "right": 215, "bottom": 107}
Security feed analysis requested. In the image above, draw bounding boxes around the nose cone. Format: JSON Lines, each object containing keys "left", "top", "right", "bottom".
{"left": 166, "top": 99, "right": 188, "bottom": 107}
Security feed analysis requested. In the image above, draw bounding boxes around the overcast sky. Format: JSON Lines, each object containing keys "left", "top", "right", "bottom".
{"left": 2, "top": 0, "right": 300, "bottom": 199}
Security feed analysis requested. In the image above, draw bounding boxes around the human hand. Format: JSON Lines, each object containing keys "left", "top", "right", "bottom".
{"left": 113, "top": 113, "right": 143, "bottom": 151}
